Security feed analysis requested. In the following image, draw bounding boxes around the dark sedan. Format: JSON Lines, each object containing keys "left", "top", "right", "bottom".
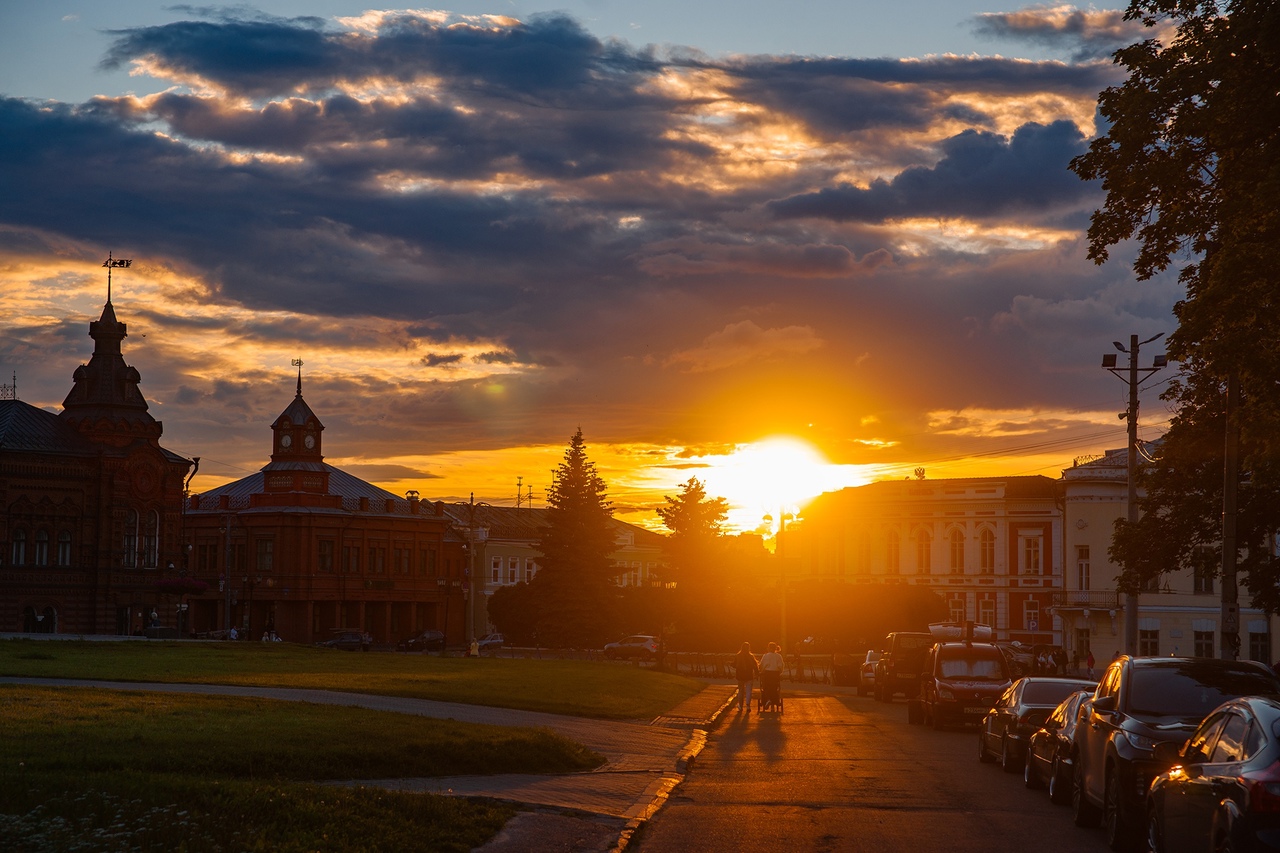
{"left": 1147, "top": 695, "right": 1280, "bottom": 853}
{"left": 318, "top": 630, "right": 371, "bottom": 652}
{"left": 397, "top": 630, "right": 446, "bottom": 652}
{"left": 979, "top": 676, "right": 1096, "bottom": 772}
{"left": 1024, "top": 689, "right": 1095, "bottom": 803}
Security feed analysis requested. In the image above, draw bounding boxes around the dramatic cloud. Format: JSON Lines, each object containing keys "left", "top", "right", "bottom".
{"left": 974, "top": 4, "right": 1161, "bottom": 61}
{"left": 0, "top": 6, "right": 1180, "bottom": 527}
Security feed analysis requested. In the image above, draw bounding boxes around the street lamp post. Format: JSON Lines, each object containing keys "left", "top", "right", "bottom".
{"left": 765, "top": 509, "right": 797, "bottom": 655}
{"left": 1102, "top": 332, "right": 1167, "bottom": 656}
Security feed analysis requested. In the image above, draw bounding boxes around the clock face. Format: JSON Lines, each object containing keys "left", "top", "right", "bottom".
{"left": 280, "top": 434, "right": 292, "bottom": 449}
{"left": 304, "top": 434, "right": 316, "bottom": 450}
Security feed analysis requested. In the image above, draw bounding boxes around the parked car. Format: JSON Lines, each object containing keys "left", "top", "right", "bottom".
{"left": 874, "top": 631, "right": 933, "bottom": 701}
{"left": 1146, "top": 695, "right": 1280, "bottom": 853}
{"left": 1072, "top": 656, "right": 1280, "bottom": 852}
{"left": 397, "top": 629, "right": 446, "bottom": 652}
{"left": 1023, "top": 689, "right": 1094, "bottom": 803}
{"left": 912, "top": 639, "right": 1012, "bottom": 729}
{"left": 859, "top": 650, "right": 881, "bottom": 696}
{"left": 475, "top": 633, "right": 504, "bottom": 653}
{"left": 978, "top": 676, "right": 1096, "bottom": 773}
{"left": 603, "top": 634, "right": 659, "bottom": 660}
{"left": 318, "top": 630, "right": 372, "bottom": 652}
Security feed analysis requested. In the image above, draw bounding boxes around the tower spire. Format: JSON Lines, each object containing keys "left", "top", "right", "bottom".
{"left": 291, "top": 358, "right": 304, "bottom": 396}
{"left": 102, "top": 251, "right": 132, "bottom": 304}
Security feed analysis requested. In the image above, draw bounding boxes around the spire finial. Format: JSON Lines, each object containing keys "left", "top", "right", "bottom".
{"left": 102, "top": 251, "right": 132, "bottom": 304}
{"left": 291, "top": 358, "right": 304, "bottom": 396}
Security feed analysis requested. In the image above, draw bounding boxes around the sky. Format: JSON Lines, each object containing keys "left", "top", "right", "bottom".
{"left": 0, "top": 2, "right": 1183, "bottom": 534}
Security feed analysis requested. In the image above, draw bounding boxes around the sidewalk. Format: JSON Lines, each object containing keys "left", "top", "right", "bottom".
{"left": 0, "top": 676, "right": 739, "bottom": 853}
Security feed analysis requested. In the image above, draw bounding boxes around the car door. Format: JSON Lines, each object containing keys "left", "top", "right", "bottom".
{"left": 1160, "top": 711, "right": 1227, "bottom": 853}
{"left": 992, "top": 682, "right": 1019, "bottom": 750}
{"left": 1180, "top": 710, "right": 1248, "bottom": 852}
{"left": 1082, "top": 662, "right": 1123, "bottom": 804}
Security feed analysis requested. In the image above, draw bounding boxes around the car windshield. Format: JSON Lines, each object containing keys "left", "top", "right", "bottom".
{"left": 1024, "top": 681, "right": 1091, "bottom": 707}
{"left": 1128, "top": 662, "right": 1280, "bottom": 717}
{"left": 939, "top": 650, "right": 1006, "bottom": 680}
{"left": 899, "top": 636, "right": 932, "bottom": 651}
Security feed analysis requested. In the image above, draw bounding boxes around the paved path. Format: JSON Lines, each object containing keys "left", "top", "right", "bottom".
{"left": 1, "top": 676, "right": 738, "bottom": 852}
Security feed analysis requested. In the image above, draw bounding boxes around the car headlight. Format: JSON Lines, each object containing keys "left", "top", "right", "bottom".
{"left": 938, "top": 686, "right": 954, "bottom": 700}
{"left": 1121, "top": 730, "right": 1159, "bottom": 752}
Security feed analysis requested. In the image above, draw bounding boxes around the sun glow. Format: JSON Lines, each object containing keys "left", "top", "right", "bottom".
{"left": 692, "top": 436, "right": 874, "bottom": 533}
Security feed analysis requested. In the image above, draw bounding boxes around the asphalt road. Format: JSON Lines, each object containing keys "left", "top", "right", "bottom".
{"left": 632, "top": 691, "right": 1111, "bottom": 853}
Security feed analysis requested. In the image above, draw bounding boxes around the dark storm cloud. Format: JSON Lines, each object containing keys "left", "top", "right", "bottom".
{"left": 770, "top": 120, "right": 1095, "bottom": 222}
{"left": 973, "top": 6, "right": 1153, "bottom": 62}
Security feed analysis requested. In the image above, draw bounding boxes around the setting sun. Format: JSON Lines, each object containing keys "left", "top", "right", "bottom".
{"left": 694, "top": 437, "right": 873, "bottom": 534}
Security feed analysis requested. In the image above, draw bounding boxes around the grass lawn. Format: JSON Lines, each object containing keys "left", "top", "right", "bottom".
{"left": 2, "top": 685, "right": 603, "bottom": 852}
{"left": 0, "top": 638, "right": 704, "bottom": 719}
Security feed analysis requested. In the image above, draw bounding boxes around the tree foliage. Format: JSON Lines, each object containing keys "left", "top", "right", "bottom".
{"left": 655, "top": 477, "right": 730, "bottom": 590}
{"left": 529, "top": 429, "right": 617, "bottom": 648}
{"left": 1070, "top": 0, "right": 1280, "bottom": 610}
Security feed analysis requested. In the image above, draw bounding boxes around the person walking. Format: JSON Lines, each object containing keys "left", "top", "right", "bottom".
{"left": 1086, "top": 649, "right": 1096, "bottom": 679}
{"left": 759, "top": 642, "right": 785, "bottom": 711}
{"left": 734, "top": 641, "right": 760, "bottom": 713}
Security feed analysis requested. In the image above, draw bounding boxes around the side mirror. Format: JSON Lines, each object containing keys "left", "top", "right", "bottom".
{"left": 1092, "top": 694, "right": 1117, "bottom": 713}
{"left": 1152, "top": 740, "right": 1183, "bottom": 765}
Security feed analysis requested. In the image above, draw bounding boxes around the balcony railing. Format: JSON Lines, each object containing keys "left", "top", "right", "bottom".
{"left": 1050, "top": 590, "right": 1119, "bottom": 609}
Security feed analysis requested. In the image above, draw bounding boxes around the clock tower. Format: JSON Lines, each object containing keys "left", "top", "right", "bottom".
{"left": 258, "top": 362, "right": 334, "bottom": 503}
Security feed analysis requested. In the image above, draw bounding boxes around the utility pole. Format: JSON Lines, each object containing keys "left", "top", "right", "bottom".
{"left": 1102, "top": 333, "right": 1167, "bottom": 656}
{"left": 1221, "top": 372, "right": 1240, "bottom": 660}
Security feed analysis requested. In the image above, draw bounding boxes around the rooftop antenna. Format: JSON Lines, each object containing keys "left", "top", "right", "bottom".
{"left": 291, "top": 357, "right": 304, "bottom": 396}
{"left": 516, "top": 476, "right": 523, "bottom": 508}
{"left": 102, "top": 251, "right": 132, "bottom": 303}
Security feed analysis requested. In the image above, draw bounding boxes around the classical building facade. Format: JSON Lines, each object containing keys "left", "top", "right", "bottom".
{"left": 787, "top": 476, "right": 1063, "bottom": 645}
{"left": 0, "top": 299, "right": 194, "bottom": 635}
{"left": 183, "top": 377, "right": 465, "bottom": 645}
{"left": 1059, "top": 446, "right": 1276, "bottom": 665}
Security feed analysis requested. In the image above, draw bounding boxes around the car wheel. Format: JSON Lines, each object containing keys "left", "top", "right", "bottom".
{"left": 1024, "top": 747, "right": 1042, "bottom": 789}
{"left": 1000, "top": 735, "right": 1017, "bottom": 773}
{"left": 979, "top": 730, "right": 996, "bottom": 763}
{"left": 1073, "top": 757, "right": 1101, "bottom": 828}
{"left": 1049, "top": 756, "right": 1070, "bottom": 805}
{"left": 1104, "top": 764, "right": 1137, "bottom": 851}
{"left": 1146, "top": 804, "right": 1164, "bottom": 853}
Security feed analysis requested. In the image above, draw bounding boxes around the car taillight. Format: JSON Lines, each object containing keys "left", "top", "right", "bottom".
{"left": 1244, "top": 760, "right": 1280, "bottom": 813}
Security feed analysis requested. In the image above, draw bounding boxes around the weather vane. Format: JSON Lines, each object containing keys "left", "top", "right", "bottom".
{"left": 102, "top": 251, "right": 132, "bottom": 303}
{"left": 292, "top": 357, "right": 304, "bottom": 395}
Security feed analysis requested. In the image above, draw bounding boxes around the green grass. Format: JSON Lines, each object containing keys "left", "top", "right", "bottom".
{"left": 0, "top": 638, "right": 704, "bottom": 719}
{"left": 1, "top": 685, "right": 599, "bottom": 852}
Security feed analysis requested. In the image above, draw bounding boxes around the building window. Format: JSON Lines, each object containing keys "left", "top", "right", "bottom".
{"left": 12, "top": 529, "right": 26, "bottom": 566}
{"left": 949, "top": 529, "right": 964, "bottom": 574}
{"left": 1139, "top": 629, "right": 1160, "bottom": 656}
{"left": 1075, "top": 627, "right": 1091, "bottom": 663}
{"left": 342, "top": 545, "right": 359, "bottom": 573}
{"left": 256, "top": 539, "right": 274, "bottom": 573}
{"left": 1076, "top": 546, "right": 1091, "bottom": 590}
{"left": 914, "top": 529, "right": 931, "bottom": 574}
{"left": 419, "top": 548, "right": 437, "bottom": 576}
{"left": 855, "top": 531, "right": 871, "bottom": 575}
{"left": 1020, "top": 534, "right": 1042, "bottom": 575}
{"left": 1193, "top": 547, "right": 1215, "bottom": 594}
{"left": 143, "top": 510, "right": 159, "bottom": 568}
{"left": 57, "top": 531, "right": 72, "bottom": 567}
{"left": 230, "top": 543, "right": 247, "bottom": 573}
{"left": 978, "top": 598, "right": 996, "bottom": 628}
{"left": 123, "top": 509, "right": 138, "bottom": 567}
{"left": 395, "top": 547, "right": 410, "bottom": 575}
{"left": 1250, "top": 631, "right": 1271, "bottom": 663}
{"left": 368, "top": 546, "right": 385, "bottom": 574}
{"left": 34, "top": 530, "right": 49, "bottom": 567}
{"left": 980, "top": 528, "right": 995, "bottom": 574}
{"left": 1023, "top": 600, "right": 1040, "bottom": 631}
{"left": 526, "top": 561, "right": 537, "bottom": 582}
{"left": 886, "top": 530, "right": 900, "bottom": 575}
{"left": 949, "top": 598, "right": 965, "bottom": 623}
{"left": 1194, "top": 630, "right": 1214, "bottom": 658}
{"left": 317, "top": 540, "right": 334, "bottom": 573}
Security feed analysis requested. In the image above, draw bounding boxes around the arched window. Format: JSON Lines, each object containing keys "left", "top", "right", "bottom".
{"left": 11, "top": 529, "right": 26, "bottom": 566}
{"left": 886, "top": 530, "right": 900, "bottom": 575}
{"left": 948, "top": 529, "right": 965, "bottom": 574}
{"left": 980, "top": 528, "right": 996, "bottom": 574}
{"left": 143, "top": 510, "right": 160, "bottom": 568}
{"left": 34, "top": 530, "right": 49, "bottom": 566}
{"left": 914, "top": 529, "right": 932, "bottom": 573}
{"left": 123, "top": 509, "right": 138, "bottom": 567}
{"left": 855, "top": 531, "right": 871, "bottom": 575}
{"left": 57, "top": 531, "right": 72, "bottom": 566}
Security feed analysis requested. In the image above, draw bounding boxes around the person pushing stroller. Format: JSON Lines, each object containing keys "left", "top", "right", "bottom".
{"left": 758, "top": 642, "right": 784, "bottom": 712}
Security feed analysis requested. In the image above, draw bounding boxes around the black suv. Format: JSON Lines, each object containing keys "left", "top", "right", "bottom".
{"left": 911, "top": 640, "right": 1012, "bottom": 729}
{"left": 875, "top": 631, "right": 933, "bottom": 701}
{"left": 1071, "top": 656, "right": 1280, "bottom": 851}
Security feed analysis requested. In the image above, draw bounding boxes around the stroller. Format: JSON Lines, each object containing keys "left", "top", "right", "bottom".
{"left": 757, "top": 669, "right": 784, "bottom": 712}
